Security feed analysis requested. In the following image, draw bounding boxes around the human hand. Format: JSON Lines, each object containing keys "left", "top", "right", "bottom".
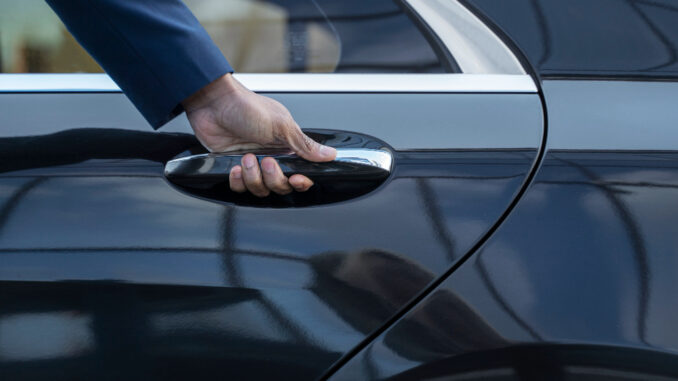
{"left": 182, "top": 73, "right": 336, "bottom": 197}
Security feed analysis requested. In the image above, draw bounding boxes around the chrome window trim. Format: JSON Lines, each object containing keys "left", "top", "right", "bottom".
{"left": 405, "top": 0, "right": 526, "bottom": 74}
{"left": 0, "top": 73, "right": 536, "bottom": 93}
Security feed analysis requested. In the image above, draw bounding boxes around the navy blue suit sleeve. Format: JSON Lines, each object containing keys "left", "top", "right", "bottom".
{"left": 45, "top": 0, "right": 233, "bottom": 129}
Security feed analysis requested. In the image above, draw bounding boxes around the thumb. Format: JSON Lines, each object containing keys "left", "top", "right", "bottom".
{"left": 287, "top": 125, "right": 337, "bottom": 162}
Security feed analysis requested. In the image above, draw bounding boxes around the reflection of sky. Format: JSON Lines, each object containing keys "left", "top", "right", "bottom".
{"left": 0, "top": 312, "right": 93, "bottom": 361}
{"left": 150, "top": 288, "right": 364, "bottom": 353}
{"left": 258, "top": 288, "right": 364, "bottom": 350}
{"left": 0, "top": 177, "right": 221, "bottom": 248}
{"left": 237, "top": 254, "right": 313, "bottom": 289}
{"left": 152, "top": 301, "right": 290, "bottom": 343}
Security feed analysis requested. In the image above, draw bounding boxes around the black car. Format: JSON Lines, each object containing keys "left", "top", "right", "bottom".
{"left": 1, "top": 0, "right": 677, "bottom": 380}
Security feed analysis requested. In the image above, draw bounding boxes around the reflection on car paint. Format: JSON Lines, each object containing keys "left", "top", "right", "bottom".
{"left": 331, "top": 151, "right": 678, "bottom": 380}
{"left": 0, "top": 129, "right": 536, "bottom": 379}
{"left": 465, "top": 0, "right": 678, "bottom": 79}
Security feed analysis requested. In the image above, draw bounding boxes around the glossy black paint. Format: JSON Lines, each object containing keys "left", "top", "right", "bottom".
{"left": 324, "top": 74, "right": 678, "bottom": 378}
{"left": 465, "top": 0, "right": 678, "bottom": 79}
{"left": 541, "top": 80, "right": 678, "bottom": 151}
{"left": 0, "top": 126, "right": 537, "bottom": 380}
{"left": 331, "top": 150, "right": 678, "bottom": 380}
{"left": 0, "top": 93, "right": 544, "bottom": 150}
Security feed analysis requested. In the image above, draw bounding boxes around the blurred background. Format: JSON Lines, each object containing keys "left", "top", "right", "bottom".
{"left": 0, "top": 0, "right": 447, "bottom": 74}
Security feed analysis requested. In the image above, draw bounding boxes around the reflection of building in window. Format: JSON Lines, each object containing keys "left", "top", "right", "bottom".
{"left": 0, "top": 0, "right": 101, "bottom": 73}
{"left": 0, "top": 0, "right": 339, "bottom": 73}
{"left": 186, "top": 0, "right": 340, "bottom": 72}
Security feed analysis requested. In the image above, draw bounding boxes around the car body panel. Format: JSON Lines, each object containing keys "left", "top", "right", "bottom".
{"left": 464, "top": 0, "right": 678, "bottom": 79}
{"left": 329, "top": 80, "right": 678, "bottom": 380}
{"left": 542, "top": 81, "right": 678, "bottom": 150}
{"left": 0, "top": 90, "right": 540, "bottom": 150}
{"left": 0, "top": 88, "right": 544, "bottom": 379}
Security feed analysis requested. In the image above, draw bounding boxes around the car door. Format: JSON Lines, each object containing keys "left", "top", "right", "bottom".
{"left": 325, "top": 1, "right": 678, "bottom": 380}
{"left": 0, "top": 0, "right": 544, "bottom": 380}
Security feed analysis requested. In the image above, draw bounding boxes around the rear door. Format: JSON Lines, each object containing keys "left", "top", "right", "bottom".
{"left": 0, "top": 0, "right": 543, "bottom": 379}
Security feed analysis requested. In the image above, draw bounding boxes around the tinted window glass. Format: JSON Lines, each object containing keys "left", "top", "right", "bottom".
{"left": 0, "top": 0, "right": 451, "bottom": 74}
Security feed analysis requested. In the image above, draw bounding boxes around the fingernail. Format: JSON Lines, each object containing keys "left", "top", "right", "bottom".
{"left": 243, "top": 155, "right": 256, "bottom": 169}
{"left": 232, "top": 168, "right": 242, "bottom": 179}
{"left": 320, "top": 145, "right": 336, "bottom": 159}
{"left": 290, "top": 177, "right": 302, "bottom": 189}
{"left": 262, "top": 159, "right": 275, "bottom": 174}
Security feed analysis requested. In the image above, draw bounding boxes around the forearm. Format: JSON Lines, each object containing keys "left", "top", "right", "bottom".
{"left": 46, "top": 0, "right": 232, "bottom": 129}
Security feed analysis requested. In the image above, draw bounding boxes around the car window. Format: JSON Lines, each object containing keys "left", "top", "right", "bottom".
{"left": 0, "top": 0, "right": 453, "bottom": 74}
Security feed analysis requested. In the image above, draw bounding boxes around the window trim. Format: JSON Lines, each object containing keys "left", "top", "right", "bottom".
{"left": 405, "top": 0, "right": 526, "bottom": 74}
{"left": 0, "top": 73, "right": 536, "bottom": 93}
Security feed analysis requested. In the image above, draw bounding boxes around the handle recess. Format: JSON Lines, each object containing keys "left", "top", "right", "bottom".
{"left": 164, "top": 148, "right": 393, "bottom": 187}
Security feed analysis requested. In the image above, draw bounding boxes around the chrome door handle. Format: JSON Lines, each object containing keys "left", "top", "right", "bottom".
{"left": 164, "top": 148, "right": 393, "bottom": 187}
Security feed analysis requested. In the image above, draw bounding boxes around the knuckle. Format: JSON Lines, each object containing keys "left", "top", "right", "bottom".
{"left": 247, "top": 183, "right": 269, "bottom": 197}
{"left": 229, "top": 179, "right": 245, "bottom": 193}
{"left": 251, "top": 181, "right": 266, "bottom": 192}
{"left": 274, "top": 176, "right": 289, "bottom": 188}
{"left": 245, "top": 176, "right": 265, "bottom": 192}
{"left": 270, "top": 180, "right": 289, "bottom": 193}
{"left": 263, "top": 173, "right": 291, "bottom": 194}
{"left": 300, "top": 134, "right": 317, "bottom": 152}
{"left": 277, "top": 185, "right": 293, "bottom": 195}
{"left": 251, "top": 179, "right": 268, "bottom": 191}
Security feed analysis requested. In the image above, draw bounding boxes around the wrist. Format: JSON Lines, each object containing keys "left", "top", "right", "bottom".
{"left": 182, "top": 73, "right": 239, "bottom": 112}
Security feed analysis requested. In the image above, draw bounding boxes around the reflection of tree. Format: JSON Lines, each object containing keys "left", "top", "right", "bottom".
{"left": 306, "top": 248, "right": 506, "bottom": 365}
{"left": 395, "top": 344, "right": 678, "bottom": 380}
{"left": 417, "top": 179, "right": 457, "bottom": 262}
{"left": 475, "top": 255, "right": 543, "bottom": 340}
{"left": 552, "top": 154, "right": 650, "bottom": 344}
{"left": 628, "top": 0, "right": 678, "bottom": 71}
{"left": 0, "top": 177, "right": 45, "bottom": 236}
{"left": 218, "top": 205, "right": 316, "bottom": 346}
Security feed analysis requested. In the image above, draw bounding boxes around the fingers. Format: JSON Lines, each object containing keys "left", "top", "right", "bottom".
{"left": 261, "top": 157, "right": 293, "bottom": 195}
{"left": 289, "top": 174, "right": 314, "bottom": 192}
{"left": 234, "top": 155, "right": 313, "bottom": 197}
{"left": 229, "top": 165, "right": 246, "bottom": 193}
{"left": 286, "top": 124, "right": 337, "bottom": 162}
{"left": 240, "top": 154, "right": 270, "bottom": 197}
